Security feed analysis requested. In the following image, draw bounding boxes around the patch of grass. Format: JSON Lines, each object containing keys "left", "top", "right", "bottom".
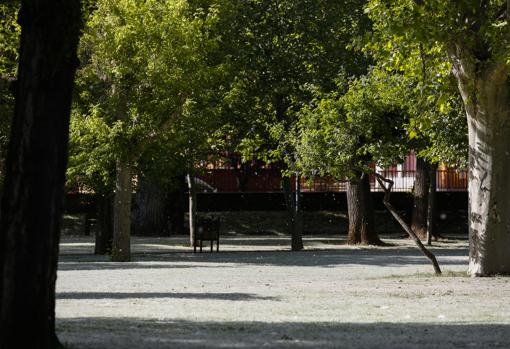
{"left": 438, "top": 270, "right": 470, "bottom": 278}
{"left": 387, "top": 291, "right": 428, "bottom": 299}
{"left": 375, "top": 270, "right": 469, "bottom": 280}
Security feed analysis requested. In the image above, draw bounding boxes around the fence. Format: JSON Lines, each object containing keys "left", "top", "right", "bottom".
{"left": 196, "top": 169, "right": 468, "bottom": 193}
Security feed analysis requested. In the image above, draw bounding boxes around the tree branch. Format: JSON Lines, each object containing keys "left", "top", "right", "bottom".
{"left": 375, "top": 173, "right": 442, "bottom": 275}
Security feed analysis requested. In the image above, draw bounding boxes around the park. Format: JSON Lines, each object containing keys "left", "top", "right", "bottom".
{"left": 1, "top": 1, "right": 510, "bottom": 348}
{"left": 55, "top": 234, "right": 510, "bottom": 348}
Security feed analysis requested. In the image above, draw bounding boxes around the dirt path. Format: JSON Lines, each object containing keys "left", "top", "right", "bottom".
{"left": 56, "top": 236, "right": 510, "bottom": 348}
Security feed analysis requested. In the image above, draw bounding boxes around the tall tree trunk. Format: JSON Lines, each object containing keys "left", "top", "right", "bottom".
{"left": 282, "top": 176, "right": 304, "bottom": 251}
{"left": 0, "top": 1, "right": 81, "bottom": 347}
{"left": 346, "top": 173, "right": 381, "bottom": 245}
{"left": 427, "top": 163, "right": 438, "bottom": 246}
{"left": 411, "top": 157, "right": 430, "bottom": 240}
{"left": 95, "top": 192, "right": 113, "bottom": 255}
{"left": 273, "top": 94, "right": 303, "bottom": 251}
{"left": 132, "top": 176, "right": 168, "bottom": 236}
{"left": 112, "top": 160, "right": 132, "bottom": 262}
{"left": 293, "top": 174, "right": 303, "bottom": 250}
{"left": 451, "top": 48, "right": 510, "bottom": 276}
{"left": 168, "top": 175, "right": 186, "bottom": 235}
{"left": 187, "top": 173, "right": 196, "bottom": 247}
{"left": 0, "top": 146, "right": 5, "bottom": 189}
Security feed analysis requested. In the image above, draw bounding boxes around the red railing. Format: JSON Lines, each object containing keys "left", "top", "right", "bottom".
{"left": 196, "top": 169, "right": 468, "bottom": 193}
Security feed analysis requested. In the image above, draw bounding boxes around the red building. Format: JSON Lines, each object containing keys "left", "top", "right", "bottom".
{"left": 197, "top": 153, "right": 467, "bottom": 193}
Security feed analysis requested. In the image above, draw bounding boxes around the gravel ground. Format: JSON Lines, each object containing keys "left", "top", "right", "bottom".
{"left": 56, "top": 235, "right": 510, "bottom": 348}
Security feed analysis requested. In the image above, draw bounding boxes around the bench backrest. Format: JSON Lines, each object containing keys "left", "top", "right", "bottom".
{"left": 195, "top": 217, "right": 220, "bottom": 240}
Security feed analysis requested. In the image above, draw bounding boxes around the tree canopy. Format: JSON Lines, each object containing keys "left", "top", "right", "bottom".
{"left": 69, "top": 0, "right": 227, "bottom": 192}
{"left": 365, "top": 0, "right": 510, "bottom": 275}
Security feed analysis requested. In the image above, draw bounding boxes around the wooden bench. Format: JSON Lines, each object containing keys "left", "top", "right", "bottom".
{"left": 194, "top": 217, "right": 220, "bottom": 253}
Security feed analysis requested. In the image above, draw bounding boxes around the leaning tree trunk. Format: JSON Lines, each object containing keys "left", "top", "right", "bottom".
{"left": 187, "top": 173, "right": 197, "bottom": 247}
{"left": 376, "top": 174, "right": 441, "bottom": 275}
{"left": 346, "top": 173, "right": 381, "bottom": 245}
{"left": 95, "top": 192, "right": 114, "bottom": 255}
{"left": 0, "top": 1, "right": 81, "bottom": 347}
{"left": 451, "top": 48, "right": 510, "bottom": 276}
{"left": 112, "top": 159, "right": 132, "bottom": 262}
{"left": 282, "top": 176, "right": 304, "bottom": 251}
{"left": 132, "top": 176, "right": 168, "bottom": 236}
{"left": 411, "top": 157, "right": 430, "bottom": 240}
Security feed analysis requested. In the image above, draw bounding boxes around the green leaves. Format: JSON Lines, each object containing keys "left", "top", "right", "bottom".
{"left": 362, "top": 0, "right": 469, "bottom": 167}
{"left": 69, "top": 0, "right": 227, "bottom": 190}
{"left": 219, "top": 0, "right": 368, "bottom": 167}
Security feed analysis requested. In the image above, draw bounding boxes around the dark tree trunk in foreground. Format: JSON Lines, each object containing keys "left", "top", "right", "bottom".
{"left": 411, "top": 157, "right": 430, "bottom": 240}
{"left": 346, "top": 173, "right": 381, "bottom": 245}
{"left": 95, "top": 193, "right": 113, "bottom": 255}
{"left": 282, "top": 176, "right": 304, "bottom": 251}
{"left": 451, "top": 45, "right": 510, "bottom": 275}
{"left": 427, "top": 163, "right": 438, "bottom": 246}
{"left": 112, "top": 159, "right": 132, "bottom": 262}
{"left": 133, "top": 176, "right": 168, "bottom": 236}
{"left": 0, "top": 1, "right": 81, "bottom": 348}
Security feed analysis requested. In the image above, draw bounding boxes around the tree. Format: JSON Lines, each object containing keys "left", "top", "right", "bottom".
{"left": 67, "top": 108, "right": 116, "bottom": 254}
{"left": 0, "top": 0, "right": 82, "bottom": 347}
{"left": 366, "top": 0, "right": 509, "bottom": 276}
{"left": 363, "top": 6, "right": 468, "bottom": 241}
{"left": 294, "top": 71, "right": 409, "bottom": 245}
{"left": 73, "top": 0, "right": 225, "bottom": 260}
{"left": 217, "top": 0, "right": 369, "bottom": 250}
{"left": 295, "top": 70, "right": 444, "bottom": 271}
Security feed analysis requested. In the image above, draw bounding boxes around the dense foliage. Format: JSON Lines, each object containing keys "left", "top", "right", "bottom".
{"left": 215, "top": 0, "right": 369, "bottom": 172}
{"left": 68, "top": 0, "right": 227, "bottom": 191}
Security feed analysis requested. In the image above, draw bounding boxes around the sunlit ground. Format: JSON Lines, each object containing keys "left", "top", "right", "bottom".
{"left": 56, "top": 235, "right": 510, "bottom": 348}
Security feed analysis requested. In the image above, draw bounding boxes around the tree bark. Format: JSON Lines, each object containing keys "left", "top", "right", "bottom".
{"left": 451, "top": 46, "right": 510, "bottom": 276}
{"left": 187, "top": 173, "right": 197, "bottom": 247}
{"left": 95, "top": 192, "right": 113, "bottom": 255}
{"left": 111, "top": 159, "right": 132, "bottom": 262}
{"left": 168, "top": 175, "right": 186, "bottom": 235}
{"left": 282, "top": 176, "right": 304, "bottom": 251}
{"left": 132, "top": 176, "right": 168, "bottom": 236}
{"left": 346, "top": 173, "right": 381, "bottom": 245}
{"left": 411, "top": 157, "right": 430, "bottom": 240}
{"left": 0, "top": 146, "right": 5, "bottom": 189}
{"left": 427, "top": 163, "right": 438, "bottom": 246}
{"left": 0, "top": 1, "right": 81, "bottom": 347}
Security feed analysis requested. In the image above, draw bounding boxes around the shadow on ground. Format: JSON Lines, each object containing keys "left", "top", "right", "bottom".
{"left": 58, "top": 247, "right": 468, "bottom": 271}
{"left": 57, "top": 292, "right": 278, "bottom": 301}
{"left": 57, "top": 318, "right": 510, "bottom": 349}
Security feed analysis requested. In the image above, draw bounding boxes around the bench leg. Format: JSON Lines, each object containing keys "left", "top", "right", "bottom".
{"left": 193, "top": 240, "right": 196, "bottom": 253}
{"left": 210, "top": 240, "right": 213, "bottom": 252}
{"left": 200, "top": 240, "right": 203, "bottom": 253}
{"left": 217, "top": 239, "right": 219, "bottom": 252}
